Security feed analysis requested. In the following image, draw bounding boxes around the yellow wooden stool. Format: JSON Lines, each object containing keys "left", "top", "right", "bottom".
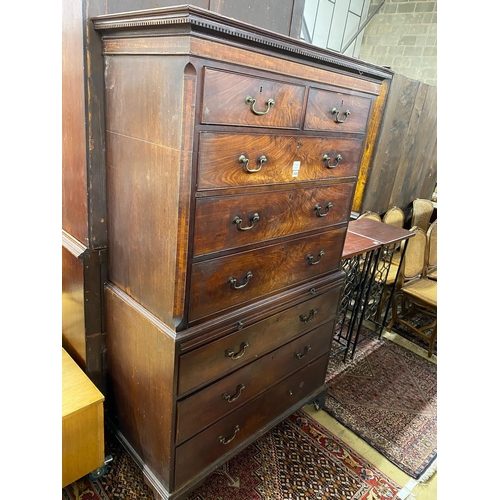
{"left": 62, "top": 348, "right": 105, "bottom": 488}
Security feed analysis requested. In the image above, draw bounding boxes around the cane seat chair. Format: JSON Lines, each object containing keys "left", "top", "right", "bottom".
{"left": 381, "top": 206, "right": 405, "bottom": 265}
{"left": 382, "top": 206, "right": 405, "bottom": 228}
{"left": 410, "top": 198, "right": 434, "bottom": 231}
{"left": 386, "top": 226, "right": 437, "bottom": 357}
{"left": 425, "top": 219, "right": 437, "bottom": 281}
{"left": 357, "top": 211, "right": 381, "bottom": 222}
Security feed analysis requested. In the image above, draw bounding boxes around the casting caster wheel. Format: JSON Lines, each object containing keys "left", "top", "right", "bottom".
{"left": 88, "top": 455, "right": 113, "bottom": 481}
{"left": 89, "top": 466, "right": 107, "bottom": 481}
{"left": 313, "top": 399, "right": 321, "bottom": 411}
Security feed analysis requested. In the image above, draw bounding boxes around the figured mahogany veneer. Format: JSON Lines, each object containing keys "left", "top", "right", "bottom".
{"left": 93, "top": 5, "right": 392, "bottom": 499}
{"left": 193, "top": 182, "right": 356, "bottom": 256}
{"left": 189, "top": 228, "right": 345, "bottom": 321}
{"left": 304, "top": 87, "right": 372, "bottom": 133}
{"left": 176, "top": 320, "right": 335, "bottom": 444}
{"left": 178, "top": 286, "right": 341, "bottom": 396}
{"left": 197, "top": 132, "right": 364, "bottom": 190}
{"left": 175, "top": 354, "right": 329, "bottom": 489}
{"left": 201, "top": 68, "right": 306, "bottom": 129}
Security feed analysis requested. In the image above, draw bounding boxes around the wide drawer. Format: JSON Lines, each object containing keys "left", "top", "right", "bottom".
{"left": 193, "top": 182, "right": 356, "bottom": 257}
{"left": 176, "top": 319, "right": 334, "bottom": 444}
{"left": 174, "top": 353, "right": 329, "bottom": 489}
{"left": 178, "top": 286, "right": 341, "bottom": 396}
{"left": 304, "top": 87, "right": 372, "bottom": 134}
{"left": 189, "top": 228, "right": 346, "bottom": 321}
{"left": 197, "top": 132, "right": 364, "bottom": 190}
{"left": 201, "top": 68, "right": 306, "bottom": 129}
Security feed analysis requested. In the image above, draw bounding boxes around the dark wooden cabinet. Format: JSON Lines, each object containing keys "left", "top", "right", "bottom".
{"left": 62, "top": 0, "right": 305, "bottom": 396}
{"left": 93, "top": 6, "right": 392, "bottom": 499}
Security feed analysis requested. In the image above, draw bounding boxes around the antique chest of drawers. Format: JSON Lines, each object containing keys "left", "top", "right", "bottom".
{"left": 93, "top": 6, "right": 392, "bottom": 499}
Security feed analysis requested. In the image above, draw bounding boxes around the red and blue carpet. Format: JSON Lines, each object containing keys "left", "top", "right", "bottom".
{"left": 62, "top": 409, "right": 402, "bottom": 500}
{"left": 324, "top": 335, "right": 437, "bottom": 479}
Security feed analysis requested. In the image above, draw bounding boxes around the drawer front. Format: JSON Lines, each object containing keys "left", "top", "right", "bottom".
{"left": 304, "top": 88, "right": 372, "bottom": 134}
{"left": 178, "top": 286, "right": 341, "bottom": 396}
{"left": 189, "top": 228, "right": 346, "bottom": 321}
{"left": 201, "top": 68, "right": 306, "bottom": 129}
{"left": 174, "top": 353, "right": 329, "bottom": 489}
{"left": 193, "top": 182, "right": 355, "bottom": 257}
{"left": 176, "top": 320, "right": 334, "bottom": 444}
{"left": 197, "top": 132, "right": 364, "bottom": 190}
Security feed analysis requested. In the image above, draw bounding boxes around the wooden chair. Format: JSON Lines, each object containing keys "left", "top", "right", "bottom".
{"left": 410, "top": 198, "right": 434, "bottom": 231}
{"left": 386, "top": 226, "right": 437, "bottom": 357}
{"left": 357, "top": 211, "right": 381, "bottom": 221}
{"left": 381, "top": 206, "right": 405, "bottom": 266}
{"left": 382, "top": 206, "right": 405, "bottom": 228}
{"left": 425, "top": 219, "right": 437, "bottom": 281}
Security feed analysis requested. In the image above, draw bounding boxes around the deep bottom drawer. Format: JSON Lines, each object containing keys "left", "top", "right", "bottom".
{"left": 174, "top": 353, "right": 329, "bottom": 489}
{"left": 176, "top": 320, "right": 334, "bottom": 444}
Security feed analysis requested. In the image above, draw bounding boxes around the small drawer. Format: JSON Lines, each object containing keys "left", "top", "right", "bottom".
{"left": 201, "top": 68, "right": 306, "bottom": 129}
{"left": 197, "top": 131, "right": 364, "bottom": 190}
{"left": 193, "top": 182, "right": 355, "bottom": 256}
{"left": 176, "top": 320, "right": 334, "bottom": 444}
{"left": 304, "top": 87, "right": 372, "bottom": 134}
{"left": 174, "top": 353, "right": 329, "bottom": 489}
{"left": 178, "top": 286, "right": 341, "bottom": 396}
{"left": 188, "top": 228, "right": 346, "bottom": 321}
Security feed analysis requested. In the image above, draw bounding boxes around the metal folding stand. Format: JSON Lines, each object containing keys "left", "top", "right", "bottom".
{"left": 332, "top": 219, "right": 415, "bottom": 361}
{"left": 348, "top": 244, "right": 397, "bottom": 358}
{"left": 330, "top": 250, "right": 377, "bottom": 359}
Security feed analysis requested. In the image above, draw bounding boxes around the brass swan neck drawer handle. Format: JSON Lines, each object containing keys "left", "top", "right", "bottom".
{"left": 295, "top": 345, "right": 312, "bottom": 359}
{"left": 245, "top": 95, "right": 275, "bottom": 115}
{"left": 233, "top": 213, "right": 260, "bottom": 231}
{"left": 299, "top": 308, "right": 318, "bottom": 323}
{"left": 314, "top": 202, "right": 333, "bottom": 217}
{"left": 222, "top": 383, "right": 246, "bottom": 403}
{"left": 331, "top": 107, "right": 351, "bottom": 123}
{"left": 239, "top": 154, "right": 267, "bottom": 173}
{"left": 225, "top": 341, "right": 250, "bottom": 360}
{"left": 228, "top": 271, "right": 253, "bottom": 289}
{"left": 306, "top": 250, "right": 325, "bottom": 265}
{"left": 218, "top": 425, "right": 240, "bottom": 445}
{"left": 323, "top": 153, "right": 342, "bottom": 169}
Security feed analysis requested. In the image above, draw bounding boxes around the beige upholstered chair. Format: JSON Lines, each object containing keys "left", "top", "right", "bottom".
{"left": 425, "top": 219, "right": 437, "bottom": 281}
{"left": 410, "top": 198, "right": 434, "bottom": 231}
{"left": 386, "top": 226, "right": 437, "bottom": 357}
{"left": 382, "top": 206, "right": 405, "bottom": 228}
{"left": 357, "top": 211, "right": 381, "bottom": 222}
{"left": 381, "top": 206, "right": 405, "bottom": 266}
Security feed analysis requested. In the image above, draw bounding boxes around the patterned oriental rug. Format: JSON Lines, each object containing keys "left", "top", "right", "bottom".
{"left": 62, "top": 410, "right": 402, "bottom": 500}
{"left": 324, "top": 335, "right": 437, "bottom": 479}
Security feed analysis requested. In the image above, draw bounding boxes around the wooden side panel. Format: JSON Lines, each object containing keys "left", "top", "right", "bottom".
{"left": 62, "top": 240, "right": 108, "bottom": 394}
{"left": 352, "top": 79, "right": 389, "bottom": 212}
{"left": 62, "top": 0, "right": 88, "bottom": 244}
{"left": 105, "top": 56, "right": 195, "bottom": 329}
{"left": 62, "top": 0, "right": 107, "bottom": 248}
{"left": 104, "top": 284, "right": 176, "bottom": 492}
{"left": 361, "top": 74, "right": 437, "bottom": 214}
{"left": 62, "top": 245, "right": 86, "bottom": 366}
{"left": 403, "top": 84, "right": 437, "bottom": 203}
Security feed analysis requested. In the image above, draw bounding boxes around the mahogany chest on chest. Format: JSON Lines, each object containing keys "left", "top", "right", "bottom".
{"left": 93, "top": 6, "right": 392, "bottom": 498}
